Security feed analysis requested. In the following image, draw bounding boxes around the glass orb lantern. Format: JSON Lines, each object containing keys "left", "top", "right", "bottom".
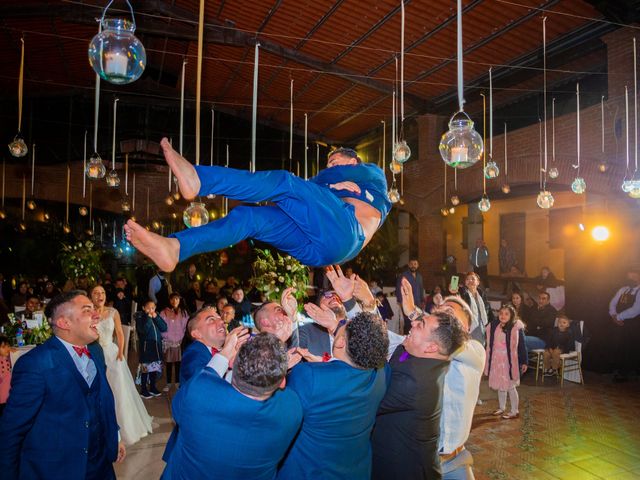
{"left": 86, "top": 152, "right": 106, "bottom": 179}
{"left": 26, "top": 199, "right": 36, "bottom": 211}
{"left": 501, "top": 184, "right": 511, "bottom": 194}
{"left": 389, "top": 161, "right": 402, "bottom": 175}
{"left": 106, "top": 169, "right": 120, "bottom": 187}
{"left": 173, "top": 191, "right": 181, "bottom": 201}
{"left": 121, "top": 198, "right": 131, "bottom": 212}
{"left": 449, "top": 206, "right": 456, "bottom": 214}
{"left": 571, "top": 177, "right": 586, "bottom": 194}
{"left": 439, "top": 111, "right": 484, "bottom": 169}
{"left": 183, "top": 202, "right": 209, "bottom": 228}
{"left": 440, "top": 207, "right": 449, "bottom": 217}
{"left": 63, "top": 223, "right": 71, "bottom": 234}
{"left": 387, "top": 188, "right": 400, "bottom": 204}
{"left": 450, "top": 195, "right": 460, "bottom": 206}
{"left": 548, "top": 167, "right": 559, "bottom": 179}
{"left": 8, "top": 133, "right": 28, "bottom": 158}
{"left": 164, "top": 195, "right": 174, "bottom": 206}
{"left": 478, "top": 195, "right": 491, "bottom": 212}
{"left": 536, "top": 190, "right": 554, "bottom": 209}
{"left": 88, "top": 1, "right": 146, "bottom": 85}
{"left": 79, "top": 206, "right": 88, "bottom": 216}
{"left": 393, "top": 140, "right": 411, "bottom": 164}
{"left": 622, "top": 177, "right": 634, "bottom": 193}
{"left": 484, "top": 160, "right": 500, "bottom": 179}
{"left": 629, "top": 188, "right": 640, "bottom": 199}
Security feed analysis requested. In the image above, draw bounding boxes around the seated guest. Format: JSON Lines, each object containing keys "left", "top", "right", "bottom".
{"left": 278, "top": 312, "right": 389, "bottom": 479}
{"left": 525, "top": 291, "right": 557, "bottom": 350}
{"left": 372, "top": 278, "right": 467, "bottom": 480}
{"left": 543, "top": 314, "right": 575, "bottom": 377}
{"left": 0, "top": 291, "right": 125, "bottom": 478}
{"left": 161, "top": 334, "right": 303, "bottom": 480}
{"left": 22, "top": 295, "right": 42, "bottom": 320}
{"left": 41, "top": 281, "right": 60, "bottom": 303}
{"left": 11, "top": 282, "right": 28, "bottom": 309}
{"left": 180, "top": 306, "right": 248, "bottom": 384}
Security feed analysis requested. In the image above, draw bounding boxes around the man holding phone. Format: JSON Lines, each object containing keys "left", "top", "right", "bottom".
{"left": 396, "top": 258, "right": 425, "bottom": 335}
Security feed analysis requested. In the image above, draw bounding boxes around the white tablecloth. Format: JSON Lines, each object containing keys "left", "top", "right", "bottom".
{"left": 10, "top": 345, "right": 36, "bottom": 366}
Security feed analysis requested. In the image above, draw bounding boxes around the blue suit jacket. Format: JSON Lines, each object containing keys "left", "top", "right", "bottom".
{"left": 180, "top": 340, "right": 213, "bottom": 384}
{"left": 297, "top": 323, "right": 331, "bottom": 357}
{"left": 162, "top": 367, "right": 302, "bottom": 480}
{"left": 0, "top": 337, "right": 119, "bottom": 480}
{"left": 277, "top": 361, "right": 388, "bottom": 480}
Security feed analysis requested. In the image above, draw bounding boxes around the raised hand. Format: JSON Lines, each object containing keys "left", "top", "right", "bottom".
{"left": 219, "top": 326, "right": 250, "bottom": 363}
{"left": 296, "top": 347, "right": 323, "bottom": 363}
{"left": 280, "top": 287, "right": 298, "bottom": 319}
{"left": 400, "top": 277, "right": 416, "bottom": 317}
{"left": 353, "top": 274, "right": 376, "bottom": 307}
{"left": 304, "top": 303, "right": 339, "bottom": 334}
{"left": 287, "top": 348, "right": 303, "bottom": 369}
{"left": 325, "top": 265, "right": 355, "bottom": 302}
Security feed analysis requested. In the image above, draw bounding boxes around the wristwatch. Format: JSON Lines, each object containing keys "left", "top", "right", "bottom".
{"left": 408, "top": 308, "right": 424, "bottom": 321}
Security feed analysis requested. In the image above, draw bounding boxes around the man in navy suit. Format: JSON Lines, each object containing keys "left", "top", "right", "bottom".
{"left": 162, "top": 333, "right": 302, "bottom": 479}
{"left": 278, "top": 312, "right": 389, "bottom": 480}
{"left": 0, "top": 291, "right": 125, "bottom": 480}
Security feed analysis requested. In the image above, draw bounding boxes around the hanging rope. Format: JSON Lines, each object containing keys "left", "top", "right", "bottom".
{"left": 18, "top": 38, "right": 25, "bottom": 131}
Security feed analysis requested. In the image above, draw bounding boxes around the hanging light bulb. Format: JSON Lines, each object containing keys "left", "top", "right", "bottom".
{"left": 173, "top": 191, "right": 181, "bottom": 201}
{"left": 43, "top": 212, "right": 50, "bottom": 221}
{"left": 571, "top": 177, "right": 586, "bottom": 194}
{"left": 440, "top": 207, "right": 449, "bottom": 217}
{"left": 537, "top": 190, "right": 554, "bottom": 209}
{"left": 439, "top": 113, "right": 484, "bottom": 168}
{"left": 449, "top": 206, "right": 456, "bottom": 214}
{"left": 478, "top": 195, "right": 491, "bottom": 212}
{"left": 165, "top": 195, "right": 175, "bottom": 206}
{"left": 183, "top": 202, "right": 209, "bottom": 228}
{"left": 501, "top": 184, "right": 511, "bottom": 194}
{"left": 171, "top": 211, "right": 178, "bottom": 220}
{"left": 79, "top": 206, "right": 88, "bottom": 216}
{"left": 209, "top": 209, "right": 218, "bottom": 220}
{"left": 152, "top": 220, "right": 161, "bottom": 231}
{"left": 8, "top": 134, "right": 28, "bottom": 158}
{"left": 121, "top": 197, "right": 131, "bottom": 212}
{"left": 86, "top": 228, "right": 94, "bottom": 236}
{"left": 206, "top": 193, "right": 216, "bottom": 200}
{"left": 18, "top": 221, "right": 27, "bottom": 232}
{"left": 86, "top": 152, "right": 106, "bottom": 179}
{"left": 0, "top": 210, "right": 5, "bottom": 220}
{"left": 393, "top": 140, "right": 411, "bottom": 163}
{"left": 388, "top": 187, "right": 400, "bottom": 204}
{"left": 63, "top": 223, "right": 71, "bottom": 234}
{"left": 484, "top": 161, "right": 500, "bottom": 179}
{"left": 26, "top": 199, "right": 36, "bottom": 210}
{"left": 548, "top": 167, "right": 559, "bottom": 179}
{"left": 106, "top": 169, "right": 120, "bottom": 187}
{"left": 598, "top": 161, "right": 609, "bottom": 173}
{"left": 450, "top": 195, "right": 460, "bottom": 206}
{"left": 88, "top": 0, "right": 146, "bottom": 85}
{"left": 389, "top": 161, "right": 402, "bottom": 174}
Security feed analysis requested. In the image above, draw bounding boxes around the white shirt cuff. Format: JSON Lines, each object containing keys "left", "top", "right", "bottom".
{"left": 207, "top": 353, "right": 230, "bottom": 378}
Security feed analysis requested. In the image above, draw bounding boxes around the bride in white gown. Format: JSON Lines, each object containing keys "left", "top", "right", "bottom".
{"left": 91, "top": 285, "right": 153, "bottom": 445}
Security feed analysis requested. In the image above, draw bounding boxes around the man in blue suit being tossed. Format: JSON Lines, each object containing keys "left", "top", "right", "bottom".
{"left": 0, "top": 291, "right": 125, "bottom": 480}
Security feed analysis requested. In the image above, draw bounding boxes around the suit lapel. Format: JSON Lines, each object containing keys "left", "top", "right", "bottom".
{"left": 50, "top": 336, "right": 90, "bottom": 392}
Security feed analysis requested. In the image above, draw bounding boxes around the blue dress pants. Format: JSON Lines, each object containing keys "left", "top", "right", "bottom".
{"left": 170, "top": 166, "right": 365, "bottom": 267}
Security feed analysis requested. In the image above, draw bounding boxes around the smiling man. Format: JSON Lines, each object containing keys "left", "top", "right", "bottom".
{"left": 0, "top": 291, "right": 125, "bottom": 480}
{"left": 124, "top": 141, "right": 390, "bottom": 271}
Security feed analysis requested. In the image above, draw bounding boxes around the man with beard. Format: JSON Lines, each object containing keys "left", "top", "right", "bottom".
{"left": 608, "top": 267, "right": 640, "bottom": 382}
{"left": 297, "top": 290, "right": 347, "bottom": 358}
{"left": 396, "top": 258, "right": 425, "bottom": 334}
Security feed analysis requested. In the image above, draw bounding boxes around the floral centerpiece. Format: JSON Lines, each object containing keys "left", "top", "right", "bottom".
{"left": 59, "top": 240, "right": 105, "bottom": 283}
{"left": 3, "top": 313, "right": 52, "bottom": 346}
{"left": 251, "top": 249, "right": 309, "bottom": 303}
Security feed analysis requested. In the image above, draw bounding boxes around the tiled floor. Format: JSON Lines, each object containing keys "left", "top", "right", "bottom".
{"left": 115, "top": 370, "right": 640, "bottom": 479}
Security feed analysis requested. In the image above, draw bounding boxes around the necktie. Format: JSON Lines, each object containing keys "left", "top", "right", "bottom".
{"left": 211, "top": 347, "right": 219, "bottom": 356}
{"left": 73, "top": 346, "right": 91, "bottom": 358}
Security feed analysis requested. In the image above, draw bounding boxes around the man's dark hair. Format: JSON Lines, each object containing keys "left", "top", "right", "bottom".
{"left": 232, "top": 333, "right": 287, "bottom": 397}
{"left": 0, "top": 335, "right": 9, "bottom": 347}
{"left": 328, "top": 147, "right": 363, "bottom": 164}
{"left": 539, "top": 291, "right": 550, "bottom": 300}
{"left": 44, "top": 290, "right": 86, "bottom": 325}
{"left": 26, "top": 294, "right": 40, "bottom": 303}
{"left": 430, "top": 311, "right": 468, "bottom": 356}
{"left": 345, "top": 312, "right": 389, "bottom": 369}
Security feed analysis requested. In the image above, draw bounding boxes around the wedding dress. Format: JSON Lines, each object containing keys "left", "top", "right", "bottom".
{"left": 97, "top": 308, "right": 153, "bottom": 445}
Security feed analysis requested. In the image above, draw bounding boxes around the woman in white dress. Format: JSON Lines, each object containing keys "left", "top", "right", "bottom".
{"left": 91, "top": 285, "right": 153, "bottom": 445}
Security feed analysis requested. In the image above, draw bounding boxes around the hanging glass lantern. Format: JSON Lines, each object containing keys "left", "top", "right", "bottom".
{"left": 629, "top": 188, "right": 640, "bottom": 199}
{"left": 183, "top": 202, "right": 209, "bottom": 228}
{"left": 130, "top": 215, "right": 136, "bottom": 222}
{"left": 0, "top": 209, "right": 5, "bottom": 220}
{"left": 501, "top": 184, "right": 511, "bottom": 194}
{"left": 209, "top": 209, "right": 218, "bottom": 220}
{"left": 571, "top": 177, "right": 586, "bottom": 194}
{"left": 389, "top": 161, "right": 402, "bottom": 174}
{"left": 86, "top": 152, "right": 106, "bottom": 179}
{"left": 26, "top": 199, "right": 36, "bottom": 211}
{"left": 449, "top": 206, "right": 456, "bottom": 214}
{"left": 440, "top": 207, "right": 449, "bottom": 217}
{"left": 79, "top": 206, "right": 88, "bottom": 216}
{"left": 439, "top": 112, "right": 484, "bottom": 169}
{"left": 173, "top": 191, "right": 181, "bottom": 201}
{"left": 165, "top": 195, "right": 175, "bottom": 206}
{"left": 484, "top": 160, "right": 500, "bottom": 179}
{"left": 18, "top": 221, "right": 27, "bottom": 232}
{"left": 63, "top": 223, "right": 71, "bottom": 234}
{"left": 450, "top": 195, "right": 460, "bottom": 206}
{"left": 43, "top": 212, "right": 50, "bottom": 221}
{"left": 622, "top": 176, "right": 634, "bottom": 193}
{"left": 152, "top": 220, "right": 161, "bottom": 231}
{"left": 121, "top": 197, "right": 131, "bottom": 212}
{"left": 106, "top": 169, "right": 120, "bottom": 187}
{"left": 88, "top": 1, "right": 146, "bottom": 85}
{"left": 598, "top": 161, "right": 609, "bottom": 173}
{"left": 478, "top": 195, "right": 491, "bottom": 212}
{"left": 629, "top": 170, "right": 640, "bottom": 190}
{"left": 393, "top": 140, "right": 411, "bottom": 164}
{"left": 387, "top": 188, "right": 400, "bottom": 204}
{"left": 8, "top": 133, "right": 28, "bottom": 158}
{"left": 536, "top": 190, "right": 554, "bottom": 209}
{"left": 171, "top": 211, "right": 178, "bottom": 220}
{"left": 548, "top": 167, "right": 559, "bottom": 179}
{"left": 86, "top": 228, "right": 94, "bottom": 236}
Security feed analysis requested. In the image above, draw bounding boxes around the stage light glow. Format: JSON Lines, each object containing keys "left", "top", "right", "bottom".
{"left": 591, "top": 226, "right": 609, "bottom": 242}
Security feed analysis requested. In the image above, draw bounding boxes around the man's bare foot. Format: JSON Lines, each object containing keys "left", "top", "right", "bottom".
{"left": 124, "top": 219, "right": 180, "bottom": 272}
{"left": 160, "top": 137, "right": 201, "bottom": 201}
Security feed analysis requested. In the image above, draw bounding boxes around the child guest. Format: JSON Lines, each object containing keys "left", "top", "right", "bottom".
{"left": 136, "top": 301, "right": 168, "bottom": 399}
{"left": 160, "top": 293, "right": 189, "bottom": 391}
{"left": 485, "top": 305, "right": 528, "bottom": 419}
{"left": 543, "top": 314, "right": 575, "bottom": 377}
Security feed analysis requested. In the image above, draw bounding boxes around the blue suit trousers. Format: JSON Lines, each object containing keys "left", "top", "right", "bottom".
{"left": 171, "top": 166, "right": 365, "bottom": 267}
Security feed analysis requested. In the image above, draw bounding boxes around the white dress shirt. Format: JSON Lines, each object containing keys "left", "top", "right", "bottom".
{"left": 609, "top": 285, "right": 640, "bottom": 321}
{"left": 56, "top": 336, "right": 97, "bottom": 386}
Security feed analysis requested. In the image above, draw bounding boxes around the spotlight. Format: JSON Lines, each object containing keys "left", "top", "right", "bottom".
{"left": 591, "top": 226, "right": 610, "bottom": 242}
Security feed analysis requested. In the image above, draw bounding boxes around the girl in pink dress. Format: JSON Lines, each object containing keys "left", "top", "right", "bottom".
{"left": 160, "top": 293, "right": 189, "bottom": 391}
{"left": 484, "top": 304, "right": 527, "bottom": 419}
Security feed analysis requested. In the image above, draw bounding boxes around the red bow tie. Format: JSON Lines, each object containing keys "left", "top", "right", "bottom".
{"left": 73, "top": 346, "right": 91, "bottom": 358}
{"left": 211, "top": 347, "right": 219, "bottom": 356}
